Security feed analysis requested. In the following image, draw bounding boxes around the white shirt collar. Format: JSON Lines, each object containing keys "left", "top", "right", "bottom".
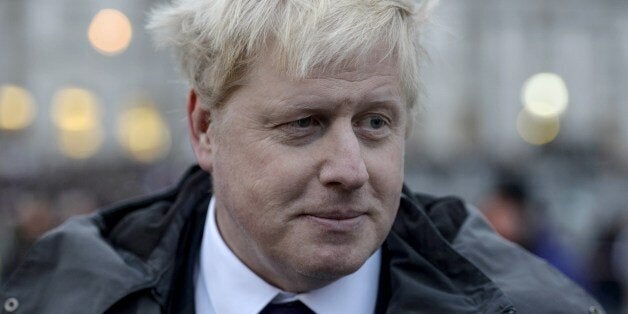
{"left": 196, "top": 196, "right": 381, "bottom": 314}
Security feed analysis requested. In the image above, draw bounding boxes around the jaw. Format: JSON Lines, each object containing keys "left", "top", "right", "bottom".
{"left": 256, "top": 224, "right": 381, "bottom": 293}
{"left": 260, "top": 250, "right": 368, "bottom": 293}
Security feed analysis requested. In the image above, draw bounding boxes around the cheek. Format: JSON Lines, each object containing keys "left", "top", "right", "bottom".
{"left": 366, "top": 139, "right": 405, "bottom": 221}
{"left": 213, "top": 137, "right": 315, "bottom": 218}
{"left": 369, "top": 138, "right": 405, "bottom": 188}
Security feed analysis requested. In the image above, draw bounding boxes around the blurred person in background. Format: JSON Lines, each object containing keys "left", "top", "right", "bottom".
{"left": 0, "top": 189, "right": 97, "bottom": 283}
{"left": 0, "top": 0, "right": 603, "bottom": 313}
{"left": 0, "top": 195, "right": 55, "bottom": 282}
{"left": 589, "top": 213, "right": 628, "bottom": 313}
{"left": 614, "top": 222, "right": 628, "bottom": 314}
{"left": 480, "top": 174, "right": 590, "bottom": 290}
{"left": 53, "top": 189, "right": 98, "bottom": 223}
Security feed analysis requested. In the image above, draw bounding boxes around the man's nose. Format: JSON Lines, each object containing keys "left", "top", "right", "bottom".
{"left": 318, "top": 124, "right": 369, "bottom": 190}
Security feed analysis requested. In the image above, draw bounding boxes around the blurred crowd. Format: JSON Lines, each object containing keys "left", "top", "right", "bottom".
{"left": 0, "top": 161, "right": 184, "bottom": 281}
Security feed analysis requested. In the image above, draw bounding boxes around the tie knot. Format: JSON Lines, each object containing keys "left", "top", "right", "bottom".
{"left": 259, "top": 300, "right": 316, "bottom": 314}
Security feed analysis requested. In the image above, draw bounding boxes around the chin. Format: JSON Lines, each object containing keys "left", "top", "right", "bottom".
{"left": 296, "top": 245, "right": 371, "bottom": 281}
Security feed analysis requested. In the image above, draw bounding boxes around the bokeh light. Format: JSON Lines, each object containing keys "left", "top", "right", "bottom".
{"left": 51, "top": 88, "right": 101, "bottom": 131}
{"left": 87, "top": 9, "right": 133, "bottom": 56}
{"left": 0, "top": 84, "right": 37, "bottom": 131}
{"left": 516, "top": 108, "right": 560, "bottom": 145}
{"left": 51, "top": 88, "right": 104, "bottom": 159}
{"left": 521, "top": 72, "right": 569, "bottom": 118}
{"left": 57, "top": 127, "right": 104, "bottom": 159}
{"left": 117, "top": 104, "right": 171, "bottom": 163}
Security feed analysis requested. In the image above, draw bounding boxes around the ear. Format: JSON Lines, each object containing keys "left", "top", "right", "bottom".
{"left": 187, "top": 89, "right": 214, "bottom": 172}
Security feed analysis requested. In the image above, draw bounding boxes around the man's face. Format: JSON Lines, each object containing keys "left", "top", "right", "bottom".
{"left": 201, "top": 51, "right": 406, "bottom": 292}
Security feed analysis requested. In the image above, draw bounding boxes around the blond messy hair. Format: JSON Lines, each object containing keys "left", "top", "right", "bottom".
{"left": 147, "top": 0, "right": 437, "bottom": 112}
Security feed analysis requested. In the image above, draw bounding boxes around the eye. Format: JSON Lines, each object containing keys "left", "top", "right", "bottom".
{"left": 292, "top": 117, "right": 315, "bottom": 128}
{"left": 282, "top": 116, "right": 323, "bottom": 134}
{"left": 278, "top": 116, "right": 324, "bottom": 145}
{"left": 354, "top": 114, "right": 392, "bottom": 141}
{"left": 367, "top": 116, "right": 386, "bottom": 129}
{"left": 357, "top": 114, "right": 389, "bottom": 130}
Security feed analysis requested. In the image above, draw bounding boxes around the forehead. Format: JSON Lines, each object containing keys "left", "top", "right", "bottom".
{"left": 265, "top": 43, "right": 399, "bottom": 77}
{"left": 240, "top": 47, "right": 404, "bottom": 103}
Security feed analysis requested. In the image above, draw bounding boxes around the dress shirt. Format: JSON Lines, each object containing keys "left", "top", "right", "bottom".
{"left": 195, "top": 197, "right": 381, "bottom": 314}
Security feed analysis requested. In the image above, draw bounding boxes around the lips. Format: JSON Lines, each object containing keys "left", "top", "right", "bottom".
{"left": 302, "top": 210, "right": 367, "bottom": 231}
{"left": 307, "top": 210, "right": 365, "bottom": 220}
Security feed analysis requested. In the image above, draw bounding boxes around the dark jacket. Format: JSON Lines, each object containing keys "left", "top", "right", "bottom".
{"left": 0, "top": 166, "right": 603, "bottom": 313}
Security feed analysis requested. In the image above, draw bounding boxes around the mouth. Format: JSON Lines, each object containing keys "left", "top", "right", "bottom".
{"left": 302, "top": 210, "right": 367, "bottom": 232}
{"left": 308, "top": 210, "right": 365, "bottom": 220}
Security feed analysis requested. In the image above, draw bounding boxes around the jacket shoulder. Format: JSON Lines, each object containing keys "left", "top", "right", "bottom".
{"left": 0, "top": 166, "right": 211, "bottom": 314}
{"left": 448, "top": 202, "right": 603, "bottom": 313}
{"left": 0, "top": 215, "right": 151, "bottom": 314}
{"left": 396, "top": 188, "right": 604, "bottom": 313}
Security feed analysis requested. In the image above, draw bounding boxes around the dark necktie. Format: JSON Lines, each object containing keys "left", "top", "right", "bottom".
{"left": 259, "top": 300, "right": 316, "bottom": 314}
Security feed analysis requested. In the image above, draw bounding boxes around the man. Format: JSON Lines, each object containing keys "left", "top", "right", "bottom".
{"left": 0, "top": 0, "right": 603, "bottom": 313}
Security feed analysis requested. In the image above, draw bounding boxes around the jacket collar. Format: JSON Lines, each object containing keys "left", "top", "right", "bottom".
{"left": 376, "top": 187, "right": 514, "bottom": 313}
{"left": 98, "top": 165, "right": 212, "bottom": 307}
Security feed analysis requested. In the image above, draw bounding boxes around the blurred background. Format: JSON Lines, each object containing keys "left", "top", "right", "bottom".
{"left": 1, "top": 0, "right": 627, "bottom": 312}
